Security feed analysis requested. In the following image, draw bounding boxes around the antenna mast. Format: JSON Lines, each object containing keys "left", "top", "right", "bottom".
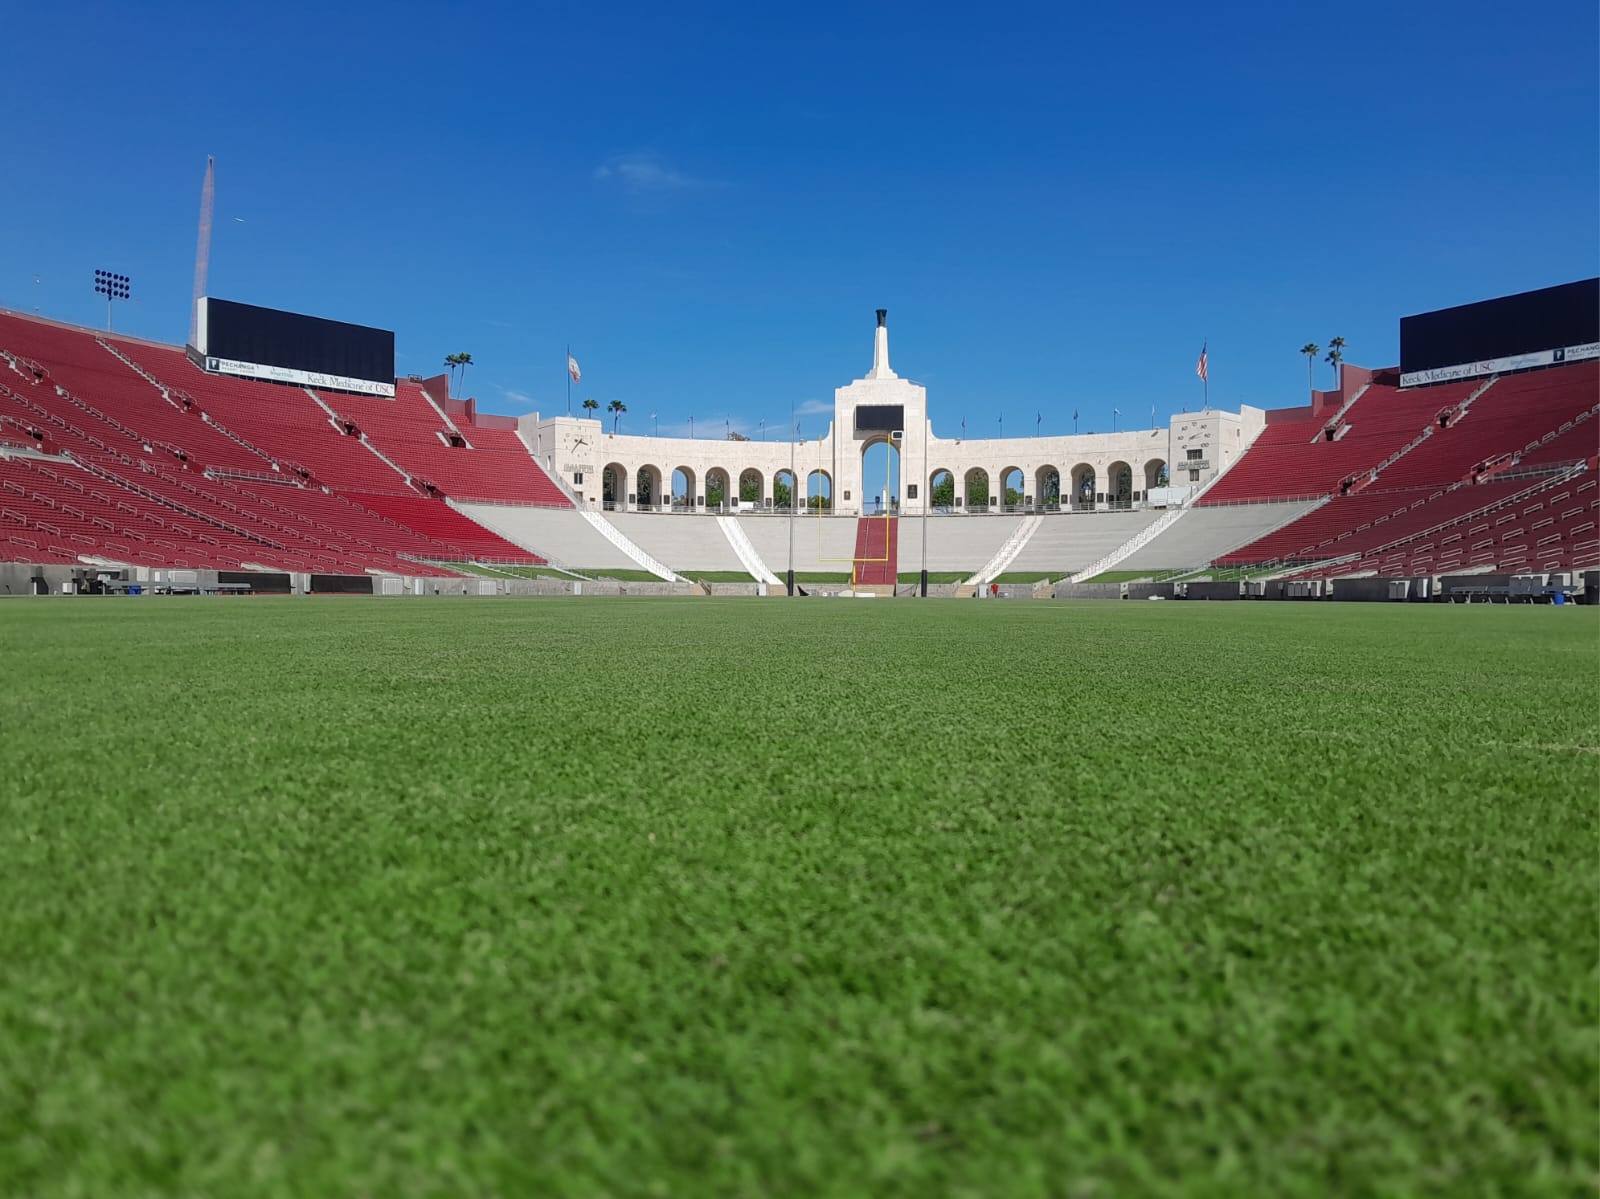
{"left": 189, "top": 156, "right": 214, "bottom": 348}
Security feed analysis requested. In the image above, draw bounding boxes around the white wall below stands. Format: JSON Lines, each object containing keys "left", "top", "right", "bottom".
{"left": 606, "top": 513, "right": 747, "bottom": 572}
{"left": 1114, "top": 500, "right": 1325, "bottom": 571}
{"left": 452, "top": 503, "right": 638, "bottom": 571}
{"left": 1006, "top": 510, "right": 1166, "bottom": 576}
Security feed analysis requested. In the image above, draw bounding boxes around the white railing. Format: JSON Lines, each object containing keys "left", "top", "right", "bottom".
{"left": 580, "top": 510, "right": 683, "bottom": 581}
{"left": 716, "top": 515, "right": 781, "bottom": 585}
{"left": 965, "top": 514, "right": 1041, "bottom": 585}
{"left": 417, "top": 384, "right": 465, "bottom": 439}
{"left": 1069, "top": 507, "right": 1185, "bottom": 582}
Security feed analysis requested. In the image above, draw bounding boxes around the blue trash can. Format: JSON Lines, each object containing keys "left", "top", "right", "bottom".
{"left": 127, "top": 585, "right": 142, "bottom": 596}
{"left": 1553, "top": 590, "right": 1565, "bottom": 606}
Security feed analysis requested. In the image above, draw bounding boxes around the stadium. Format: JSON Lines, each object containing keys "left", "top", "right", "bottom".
{"left": 2, "top": 280, "right": 1595, "bottom": 599}
{"left": 3, "top": 7, "right": 1597, "bottom": 1196}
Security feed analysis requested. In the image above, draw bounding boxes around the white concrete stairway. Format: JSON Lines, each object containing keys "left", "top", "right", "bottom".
{"left": 581, "top": 510, "right": 683, "bottom": 581}
{"left": 717, "top": 516, "right": 781, "bottom": 585}
{"left": 1069, "top": 507, "right": 1186, "bottom": 582}
{"left": 965, "top": 514, "right": 1042, "bottom": 585}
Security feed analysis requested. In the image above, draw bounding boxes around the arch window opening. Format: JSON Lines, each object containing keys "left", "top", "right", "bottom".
{"left": 861, "top": 440, "right": 901, "bottom": 515}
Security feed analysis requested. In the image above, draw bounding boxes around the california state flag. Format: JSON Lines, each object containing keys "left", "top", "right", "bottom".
{"left": 567, "top": 354, "right": 582, "bottom": 384}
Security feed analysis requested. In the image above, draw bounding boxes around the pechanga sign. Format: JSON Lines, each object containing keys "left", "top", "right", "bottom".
{"left": 1399, "top": 341, "right": 1599, "bottom": 388}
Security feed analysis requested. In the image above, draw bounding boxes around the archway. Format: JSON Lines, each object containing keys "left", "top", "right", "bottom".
{"left": 1070, "top": 463, "right": 1096, "bottom": 511}
{"left": 1000, "top": 466, "right": 1025, "bottom": 513}
{"left": 1144, "top": 458, "right": 1168, "bottom": 494}
{"left": 672, "top": 466, "right": 696, "bottom": 512}
{"left": 805, "top": 468, "right": 833, "bottom": 512}
{"left": 773, "top": 468, "right": 797, "bottom": 512}
{"left": 963, "top": 467, "right": 991, "bottom": 511}
{"left": 635, "top": 464, "right": 663, "bottom": 511}
{"left": 1108, "top": 461, "right": 1133, "bottom": 509}
{"left": 603, "top": 461, "right": 628, "bottom": 511}
{"left": 739, "top": 467, "right": 764, "bottom": 509}
{"left": 705, "top": 467, "right": 731, "bottom": 512}
{"left": 1036, "top": 465, "right": 1061, "bottom": 511}
{"left": 929, "top": 468, "right": 955, "bottom": 511}
{"left": 861, "top": 438, "right": 900, "bottom": 515}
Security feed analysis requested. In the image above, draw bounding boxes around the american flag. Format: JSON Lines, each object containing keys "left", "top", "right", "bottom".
{"left": 567, "top": 354, "right": 582, "bottom": 384}
{"left": 1196, "top": 342, "right": 1208, "bottom": 382}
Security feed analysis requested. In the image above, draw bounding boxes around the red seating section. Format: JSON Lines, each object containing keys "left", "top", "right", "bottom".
{"left": 853, "top": 516, "right": 897, "bottom": 585}
{"left": 1210, "top": 362, "right": 1597, "bottom": 574}
{"left": 1292, "top": 475, "right": 1599, "bottom": 578}
{"left": 1363, "top": 367, "right": 1597, "bottom": 491}
{"left": 0, "top": 311, "right": 557, "bottom": 571}
{"left": 1199, "top": 381, "right": 1479, "bottom": 506}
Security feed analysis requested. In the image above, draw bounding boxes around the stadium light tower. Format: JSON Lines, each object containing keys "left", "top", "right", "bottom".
{"left": 93, "top": 270, "right": 130, "bottom": 331}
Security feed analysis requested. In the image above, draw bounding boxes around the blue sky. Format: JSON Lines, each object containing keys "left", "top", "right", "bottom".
{"left": 4, "top": 0, "right": 1595, "bottom": 435}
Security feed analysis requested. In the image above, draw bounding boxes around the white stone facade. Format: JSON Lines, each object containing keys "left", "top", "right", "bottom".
{"left": 519, "top": 314, "right": 1264, "bottom": 516}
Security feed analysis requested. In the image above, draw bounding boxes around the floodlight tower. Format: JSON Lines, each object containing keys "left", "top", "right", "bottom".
{"left": 190, "top": 156, "right": 215, "bottom": 349}
{"left": 93, "top": 270, "right": 130, "bottom": 331}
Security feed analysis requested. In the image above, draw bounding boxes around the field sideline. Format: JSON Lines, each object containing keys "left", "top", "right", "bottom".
{"left": 2, "top": 598, "right": 1596, "bottom": 1197}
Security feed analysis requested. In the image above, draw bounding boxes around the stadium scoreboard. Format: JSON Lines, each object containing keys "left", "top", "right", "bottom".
{"left": 1400, "top": 278, "right": 1598, "bottom": 386}
{"left": 189, "top": 297, "right": 396, "bottom": 397}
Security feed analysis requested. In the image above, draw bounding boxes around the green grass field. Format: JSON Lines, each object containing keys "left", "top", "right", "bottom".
{"left": 2, "top": 598, "right": 1595, "bottom": 1197}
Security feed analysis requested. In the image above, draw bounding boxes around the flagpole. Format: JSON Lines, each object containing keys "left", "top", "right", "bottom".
{"left": 566, "top": 343, "right": 572, "bottom": 416}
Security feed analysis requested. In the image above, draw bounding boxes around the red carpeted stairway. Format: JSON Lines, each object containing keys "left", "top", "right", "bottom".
{"left": 853, "top": 516, "right": 897, "bottom": 585}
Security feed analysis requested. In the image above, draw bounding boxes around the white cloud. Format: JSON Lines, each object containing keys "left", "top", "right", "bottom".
{"left": 795, "top": 399, "right": 833, "bottom": 417}
{"left": 499, "top": 388, "right": 531, "bottom": 406}
{"left": 594, "top": 153, "right": 711, "bottom": 193}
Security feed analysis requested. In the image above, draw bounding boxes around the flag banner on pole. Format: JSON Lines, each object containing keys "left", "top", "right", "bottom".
{"left": 567, "top": 355, "right": 582, "bottom": 384}
{"left": 1196, "top": 342, "right": 1208, "bottom": 382}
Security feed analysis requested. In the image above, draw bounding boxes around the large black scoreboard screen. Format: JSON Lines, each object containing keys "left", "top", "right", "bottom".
{"left": 192, "top": 297, "right": 396, "bottom": 397}
{"left": 1399, "top": 279, "right": 1598, "bottom": 386}
{"left": 854, "top": 404, "right": 905, "bottom": 434}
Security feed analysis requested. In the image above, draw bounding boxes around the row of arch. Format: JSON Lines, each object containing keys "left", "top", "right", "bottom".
{"left": 930, "top": 459, "right": 1168, "bottom": 510}
{"left": 602, "top": 464, "right": 833, "bottom": 511}
{"left": 598, "top": 456, "right": 1170, "bottom": 512}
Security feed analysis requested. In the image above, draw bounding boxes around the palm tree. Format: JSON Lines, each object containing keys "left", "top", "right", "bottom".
{"left": 582, "top": 397, "right": 599, "bottom": 420}
{"left": 1325, "top": 337, "right": 1346, "bottom": 389}
{"left": 455, "top": 352, "right": 474, "bottom": 399}
{"left": 443, "top": 353, "right": 461, "bottom": 397}
{"left": 607, "top": 399, "right": 626, "bottom": 433}
{"left": 1300, "top": 343, "right": 1320, "bottom": 392}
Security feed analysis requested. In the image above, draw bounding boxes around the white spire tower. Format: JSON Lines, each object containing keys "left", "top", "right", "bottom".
{"left": 868, "top": 307, "right": 897, "bottom": 379}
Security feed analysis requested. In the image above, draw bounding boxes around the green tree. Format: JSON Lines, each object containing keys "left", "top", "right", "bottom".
{"left": 728, "top": 431, "right": 750, "bottom": 442}
{"left": 1300, "top": 343, "right": 1320, "bottom": 392}
{"left": 582, "top": 397, "right": 599, "bottom": 419}
{"left": 966, "top": 473, "right": 989, "bottom": 507}
{"left": 1155, "top": 463, "right": 1170, "bottom": 488}
{"left": 454, "top": 352, "right": 473, "bottom": 399}
{"left": 1325, "top": 337, "right": 1346, "bottom": 389}
{"left": 443, "top": 353, "right": 462, "bottom": 398}
{"left": 607, "top": 399, "right": 627, "bottom": 433}
{"left": 706, "top": 479, "right": 724, "bottom": 507}
{"left": 931, "top": 472, "right": 954, "bottom": 508}
{"left": 773, "top": 477, "right": 792, "bottom": 509}
{"left": 739, "top": 472, "right": 760, "bottom": 503}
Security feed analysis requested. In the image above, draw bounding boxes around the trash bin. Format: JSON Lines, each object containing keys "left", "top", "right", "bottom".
{"left": 1553, "top": 590, "right": 1566, "bottom": 606}
{"left": 128, "top": 585, "right": 142, "bottom": 596}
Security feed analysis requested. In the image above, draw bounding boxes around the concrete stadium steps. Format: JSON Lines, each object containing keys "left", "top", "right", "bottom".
{"left": 1004, "top": 510, "right": 1165, "bottom": 576}
{"left": 741, "top": 514, "right": 859, "bottom": 574}
{"left": 1114, "top": 500, "right": 1324, "bottom": 572}
{"left": 917, "top": 516, "right": 1023, "bottom": 573}
{"left": 606, "top": 513, "right": 748, "bottom": 572}
{"left": 451, "top": 502, "right": 642, "bottom": 571}
{"left": 853, "top": 517, "right": 897, "bottom": 584}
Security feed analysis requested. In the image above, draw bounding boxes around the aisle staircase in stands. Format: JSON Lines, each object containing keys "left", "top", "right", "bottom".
{"left": 853, "top": 516, "right": 897, "bottom": 589}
